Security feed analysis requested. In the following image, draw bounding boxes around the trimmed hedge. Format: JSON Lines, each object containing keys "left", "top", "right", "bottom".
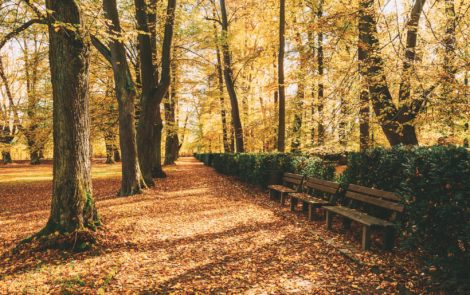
{"left": 342, "top": 146, "right": 470, "bottom": 292}
{"left": 195, "top": 152, "right": 335, "bottom": 187}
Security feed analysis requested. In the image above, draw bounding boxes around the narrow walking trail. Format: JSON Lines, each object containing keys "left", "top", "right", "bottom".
{"left": 0, "top": 157, "right": 422, "bottom": 293}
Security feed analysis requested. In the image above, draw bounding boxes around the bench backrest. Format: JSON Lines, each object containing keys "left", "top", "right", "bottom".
{"left": 344, "top": 184, "right": 404, "bottom": 220}
{"left": 281, "top": 173, "right": 304, "bottom": 191}
{"left": 303, "top": 177, "right": 341, "bottom": 203}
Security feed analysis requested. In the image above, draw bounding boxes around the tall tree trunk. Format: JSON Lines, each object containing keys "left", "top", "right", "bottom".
{"left": 101, "top": 0, "right": 146, "bottom": 196}
{"left": 215, "top": 35, "right": 230, "bottom": 153}
{"left": 23, "top": 36, "right": 43, "bottom": 165}
{"left": 307, "top": 31, "right": 316, "bottom": 146}
{"left": 0, "top": 59, "right": 16, "bottom": 165}
{"left": 317, "top": 0, "right": 325, "bottom": 145}
{"left": 338, "top": 97, "right": 347, "bottom": 146}
{"left": 104, "top": 132, "right": 116, "bottom": 164}
{"left": 152, "top": 106, "right": 165, "bottom": 177}
{"left": 358, "top": 12, "right": 370, "bottom": 151}
{"left": 2, "top": 151, "right": 12, "bottom": 164}
{"left": 135, "top": 0, "right": 158, "bottom": 184}
{"left": 272, "top": 48, "right": 279, "bottom": 151}
{"left": 164, "top": 66, "right": 179, "bottom": 165}
{"left": 135, "top": 0, "right": 176, "bottom": 183}
{"left": 277, "top": 0, "right": 286, "bottom": 152}
{"left": 219, "top": 0, "right": 244, "bottom": 152}
{"left": 359, "top": 89, "right": 370, "bottom": 151}
{"left": 291, "top": 33, "right": 304, "bottom": 152}
{"left": 44, "top": 0, "right": 99, "bottom": 237}
{"left": 442, "top": 0, "right": 456, "bottom": 128}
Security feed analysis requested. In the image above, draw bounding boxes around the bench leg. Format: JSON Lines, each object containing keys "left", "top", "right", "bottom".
{"left": 290, "top": 198, "right": 298, "bottom": 211}
{"left": 302, "top": 201, "right": 309, "bottom": 212}
{"left": 361, "top": 225, "right": 371, "bottom": 250}
{"left": 342, "top": 218, "right": 352, "bottom": 230}
{"left": 280, "top": 193, "right": 285, "bottom": 205}
{"left": 269, "top": 189, "right": 273, "bottom": 200}
{"left": 383, "top": 227, "right": 395, "bottom": 250}
{"left": 308, "top": 204, "right": 315, "bottom": 221}
{"left": 326, "top": 211, "right": 334, "bottom": 229}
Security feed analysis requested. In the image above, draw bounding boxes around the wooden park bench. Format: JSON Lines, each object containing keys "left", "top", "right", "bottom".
{"left": 323, "top": 184, "right": 404, "bottom": 251}
{"left": 268, "top": 173, "right": 304, "bottom": 205}
{"left": 288, "top": 177, "right": 341, "bottom": 221}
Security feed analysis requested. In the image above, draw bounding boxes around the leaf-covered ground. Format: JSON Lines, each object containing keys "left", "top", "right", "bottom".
{"left": 0, "top": 158, "right": 432, "bottom": 294}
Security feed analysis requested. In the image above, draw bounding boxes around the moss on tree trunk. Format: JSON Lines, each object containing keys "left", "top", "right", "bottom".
{"left": 42, "top": 0, "right": 100, "bottom": 242}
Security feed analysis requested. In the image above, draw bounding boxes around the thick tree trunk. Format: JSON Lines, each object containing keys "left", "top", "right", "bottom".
{"left": 102, "top": 0, "right": 146, "bottom": 195}
{"left": 164, "top": 92, "right": 179, "bottom": 165}
{"left": 277, "top": 0, "right": 286, "bottom": 152}
{"left": 0, "top": 60, "right": 16, "bottom": 165}
{"left": 44, "top": 0, "right": 99, "bottom": 236}
{"left": 152, "top": 106, "right": 166, "bottom": 177}
{"left": 2, "top": 151, "right": 12, "bottom": 164}
{"left": 104, "top": 133, "right": 115, "bottom": 164}
{"left": 135, "top": 0, "right": 176, "bottom": 184}
{"left": 317, "top": 0, "right": 325, "bottom": 145}
{"left": 30, "top": 150, "right": 41, "bottom": 165}
{"left": 164, "top": 47, "right": 180, "bottom": 165}
{"left": 135, "top": 0, "right": 158, "bottom": 185}
{"left": 23, "top": 37, "right": 43, "bottom": 165}
{"left": 219, "top": 0, "right": 244, "bottom": 152}
{"left": 359, "top": 0, "right": 424, "bottom": 146}
{"left": 113, "top": 149, "right": 121, "bottom": 162}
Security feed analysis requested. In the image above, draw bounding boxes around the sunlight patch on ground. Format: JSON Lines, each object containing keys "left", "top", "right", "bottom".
{"left": 0, "top": 163, "right": 121, "bottom": 184}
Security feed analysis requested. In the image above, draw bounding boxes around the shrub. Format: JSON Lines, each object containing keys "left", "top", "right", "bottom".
{"left": 342, "top": 145, "right": 470, "bottom": 292}
{"left": 400, "top": 146, "right": 470, "bottom": 291}
{"left": 291, "top": 155, "right": 335, "bottom": 180}
{"left": 196, "top": 152, "right": 334, "bottom": 187}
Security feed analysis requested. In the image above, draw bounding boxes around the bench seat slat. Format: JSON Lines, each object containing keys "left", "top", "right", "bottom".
{"left": 268, "top": 185, "right": 296, "bottom": 193}
{"left": 323, "top": 206, "right": 395, "bottom": 227}
{"left": 289, "top": 193, "right": 331, "bottom": 205}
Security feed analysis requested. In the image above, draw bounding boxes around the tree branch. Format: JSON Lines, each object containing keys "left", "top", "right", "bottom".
{"left": 0, "top": 19, "right": 47, "bottom": 51}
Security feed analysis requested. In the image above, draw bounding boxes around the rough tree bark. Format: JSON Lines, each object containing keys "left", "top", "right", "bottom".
{"left": 23, "top": 36, "right": 44, "bottom": 165}
{"left": 317, "top": 0, "right": 325, "bottom": 145}
{"left": 104, "top": 132, "right": 116, "bottom": 164}
{"left": 0, "top": 58, "right": 16, "bottom": 164}
{"left": 101, "top": 0, "right": 147, "bottom": 196}
{"left": 357, "top": 8, "right": 370, "bottom": 151}
{"left": 219, "top": 0, "right": 244, "bottom": 152}
{"left": 135, "top": 0, "right": 176, "bottom": 183}
{"left": 277, "top": 0, "right": 286, "bottom": 152}
{"left": 164, "top": 47, "right": 180, "bottom": 164}
{"left": 43, "top": 0, "right": 99, "bottom": 238}
{"left": 358, "top": 0, "right": 426, "bottom": 146}
{"left": 291, "top": 32, "right": 305, "bottom": 152}
{"left": 307, "top": 31, "right": 316, "bottom": 145}
{"left": 442, "top": 0, "right": 456, "bottom": 127}
{"left": 214, "top": 27, "right": 230, "bottom": 153}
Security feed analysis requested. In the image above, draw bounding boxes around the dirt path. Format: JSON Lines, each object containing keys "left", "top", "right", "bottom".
{"left": 0, "top": 157, "right": 424, "bottom": 294}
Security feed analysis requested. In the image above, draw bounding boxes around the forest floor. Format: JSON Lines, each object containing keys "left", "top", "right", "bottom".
{"left": 0, "top": 157, "right": 432, "bottom": 294}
